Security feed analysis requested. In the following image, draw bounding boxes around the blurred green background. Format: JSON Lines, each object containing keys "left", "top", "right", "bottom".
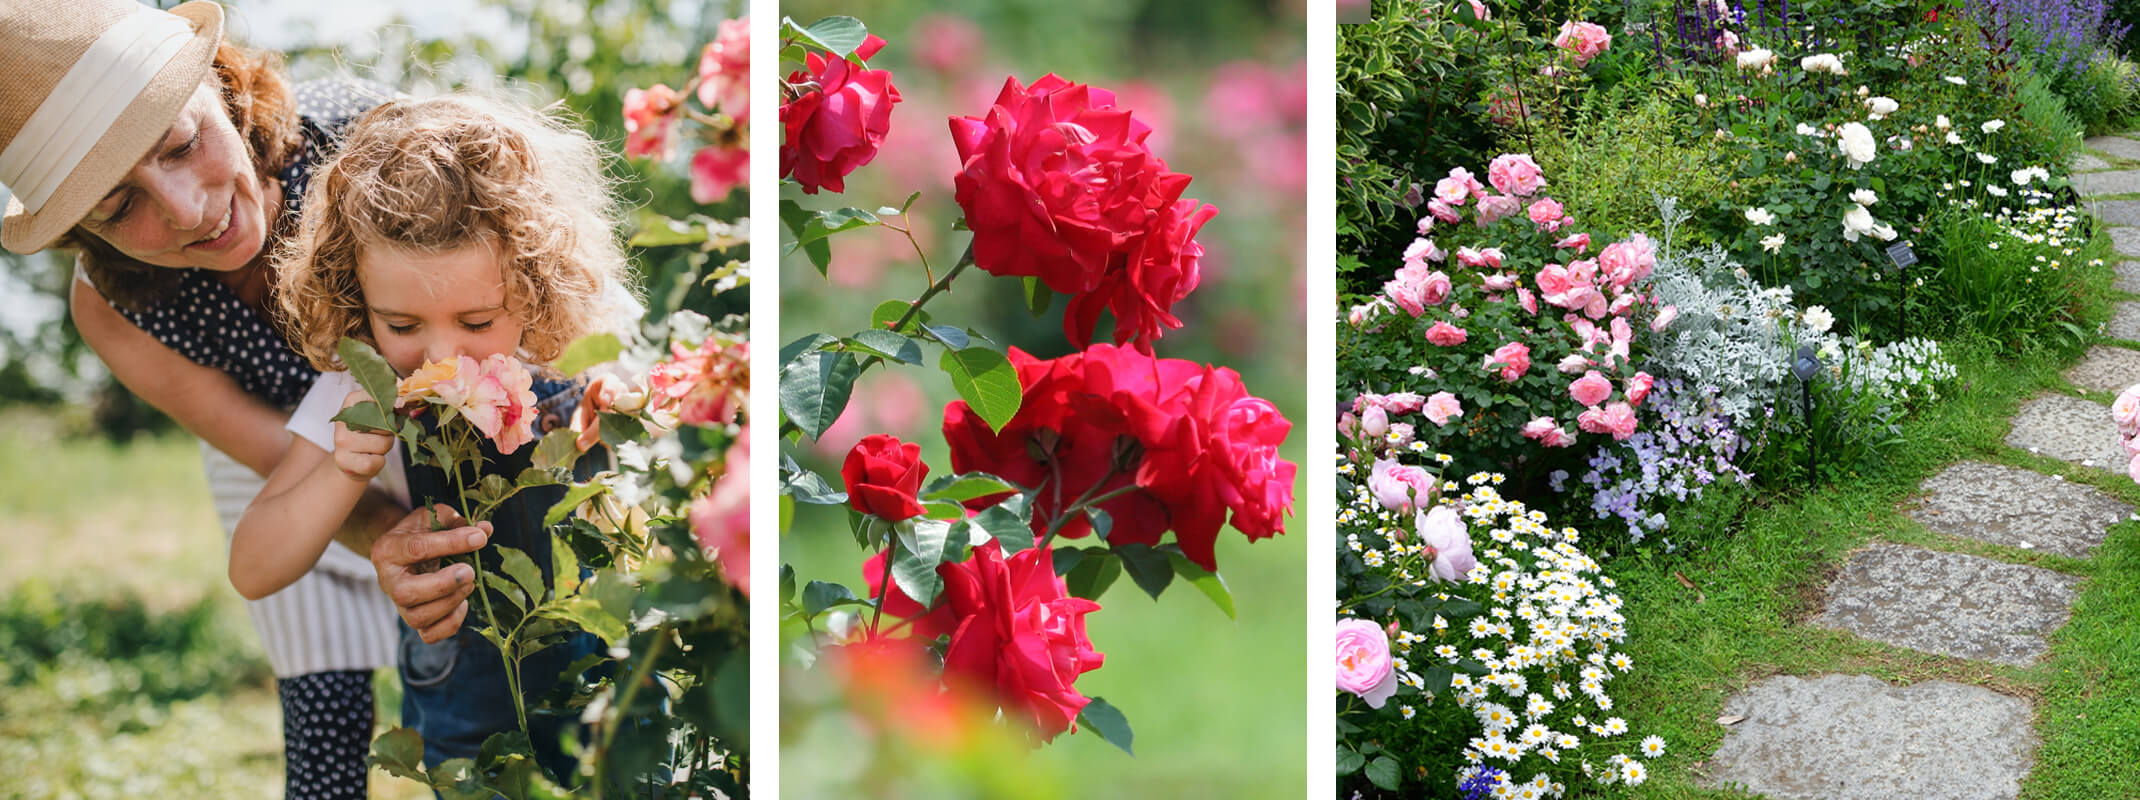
{"left": 775, "top": 0, "right": 1310, "bottom": 796}
{"left": 0, "top": 1, "right": 740, "bottom": 796}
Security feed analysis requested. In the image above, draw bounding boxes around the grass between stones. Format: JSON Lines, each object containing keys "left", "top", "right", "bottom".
{"left": 1606, "top": 273, "right": 2140, "bottom": 796}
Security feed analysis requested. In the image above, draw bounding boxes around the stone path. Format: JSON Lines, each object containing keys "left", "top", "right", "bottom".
{"left": 1704, "top": 141, "right": 2140, "bottom": 798}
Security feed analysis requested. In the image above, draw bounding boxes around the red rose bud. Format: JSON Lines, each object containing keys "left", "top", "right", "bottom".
{"left": 842, "top": 433, "right": 929, "bottom": 520}
{"left": 942, "top": 345, "right": 1295, "bottom": 572}
{"left": 949, "top": 75, "right": 1216, "bottom": 348}
{"left": 780, "top": 35, "right": 900, "bottom": 194}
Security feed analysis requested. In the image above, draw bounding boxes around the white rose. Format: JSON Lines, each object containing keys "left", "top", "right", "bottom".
{"left": 1803, "top": 305, "right": 1835, "bottom": 334}
{"left": 1849, "top": 188, "right": 1878, "bottom": 206}
{"left": 1695, "top": 93, "right": 1708, "bottom": 107}
{"left": 1800, "top": 53, "right": 1847, "bottom": 75}
{"left": 1872, "top": 222, "right": 1897, "bottom": 241}
{"left": 1946, "top": 130, "right": 1964, "bottom": 145}
{"left": 1745, "top": 207, "right": 1777, "bottom": 226}
{"left": 1837, "top": 122, "right": 1877, "bottom": 168}
{"left": 1982, "top": 119, "right": 2006, "bottom": 133}
{"left": 2012, "top": 168, "right": 2035, "bottom": 186}
{"left": 1841, "top": 203, "right": 1877, "bottom": 242}
{"left": 1736, "top": 48, "right": 1775, "bottom": 71}
{"left": 1977, "top": 152, "right": 1998, "bottom": 164}
{"left": 1865, "top": 96, "right": 1898, "bottom": 120}
{"left": 1556, "top": 353, "right": 1590, "bottom": 374}
{"left": 1760, "top": 233, "right": 1786, "bottom": 253}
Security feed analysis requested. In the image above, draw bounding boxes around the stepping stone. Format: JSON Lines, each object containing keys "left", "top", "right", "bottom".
{"left": 2065, "top": 345, "right": 2140, "bottom": 394}
{"left": 1908, "top": 461, "right": 2130, "bottom": 558}
{"left": 2075, "top": 169, "right": 2140, "bottom": 197}
{"left": 1813, "top": 543, "right": 2079, "bottom": 666}
{"left": 1706, "top": 674, "right": 2037, "bottom": 800}
{"left": 2113, "top": 301, "right": 2140, "bottom": 341}
{"left": 2117, "top": 261, "right": 2140, "bottom": 293}
{"left": 2005, "top": 392, "right": 2124, "bottom": 472}
{"left": 2088, "top": 200, "right": 2140, "bottom": 227}
{"left": 2113, "top": 227, "right": 2140, "bottom": 258}
{"left": 2085, "top": 135, "right": 2140, "bottom": 161}
{"left": 2075, "top": 152, "right": 2114, "bottom": 172}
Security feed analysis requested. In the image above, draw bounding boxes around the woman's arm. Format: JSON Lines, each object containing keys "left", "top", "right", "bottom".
{"left": 70, "top": 274, "right": 291, "bottom": 476}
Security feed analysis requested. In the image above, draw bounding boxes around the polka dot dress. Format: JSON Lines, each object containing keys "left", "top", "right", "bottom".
{"left": 276, "top": 670, "right": 374, "bottom": 800}
{"left": 114, "top": 78, "right": 396, "bottom": 408}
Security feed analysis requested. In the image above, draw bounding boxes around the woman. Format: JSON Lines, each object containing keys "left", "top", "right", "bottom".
{"left": 0, "top": 1, "right": 490, "bottom": 795}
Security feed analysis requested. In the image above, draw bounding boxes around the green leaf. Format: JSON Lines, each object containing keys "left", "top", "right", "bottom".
{"left": 939, "top": 347, "right": 1022, "bottom": 432}
{"left": 331, "top": 401, "right": 394, "bottom": 435}
{"left": 1424, "top": 666, "right": 1455, "bottom": 694}
{"left": 1114, "top": 543, "right": 1174, "bottom": 600}
{"left": 514, "top": 467, "right": 563, "bottom": 489}
{"left": 1078, "top": 696, "right": 1134, "bottom": 756}
{"left": 482, "top": 572, "right": 528, "bottom": 614}
{"left": 1335, "top": 746, "right": 1365, "bottom": 775}
{"left": 1051, "top": 547, "right": 1085, "bottom": 576}
{"left": 368, "top": 727, "right": 430, "bottom": 782}
{"left": 891, "top": 518, "right": 952, "bottom": 607}
{"left": 780, "top": 564, "right": 797, "bottom": 605}
{"left": 1086, "top": 507, "right": 1113, "bottom": 541}
{"left": 498, "top": 546, "right": 546, "bottom": 608}
{"left": 972, "top": 497, "right": 1034, "bottom": 555}
{"left": 870, "top": 299, "right": 931, "bottom": 334}
{"left": 779, "top": 457, "right": 848, "bottom": 505}
{"left": 628, "top": 216, "right": 709, "bottom": 248}
{"left": 1365, "top": 755, "right": 1401, "bottom": 791}
{"left": 801, "top": 580, "right": 857, "bottom": 618}
{"left": 796, "top": 15, "right": 869, "bottom": 57}
{"left": 1023, "top": 276, "right": 1054, "bottom": 317}
{"left": 542, "top": 483, "right": 606, "bottom": 528}
{"left": 553, "top": 333, "right": 623, "bottom": 377}
{"left": 923, "top": 324, "right": 971, "bottom": 350}
{"left": 530, "top": 428, "right": 581, "bottom": 472}
{"left": 847, "top": 329, "right": 922, "bottom": 365}
{"left": 780, "top": 350, "right": 860, "bottom": 439}
{"left": 1168, "top": 553, "right": 1236, "bottom": 620}
{"left": 337, "top": 337, "right": 401, "bottom": 411}
{"left": 1063, "top": 548, "right": 1122, "bottom": 600}
{"left": 537, "top": 594, "right": 628, "bottom": 647}
{"left": 791, "top": 207, "right": 882, "bottom": 250}
{"left": 921, "top": 472, "right": 1020, "bottom": 503}
{"left": 430, "top": 758, "right": 489, "bottom": 800}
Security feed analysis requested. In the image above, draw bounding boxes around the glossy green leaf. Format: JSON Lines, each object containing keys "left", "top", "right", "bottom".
{"left": 939, "top": 347, "right": 1022, "bottom": 432}
{"left": 795, "top": 16, "right": 868, "bottom": 57}
{"left": 1169, "top": 553, "right": 1235, "bottom": 619}
{"left": 1114, "top": 543, "right": 1174, "bottom": 600}
{"left": 801, "top": 580, "right": 857, "bottom": 618}
{"left": 553, "top": 333, "right": 624, "bottom": 377}
{"left": 921, "top": 471, "right": 1020, "bottom": 503}
{"left": 331, "top": 401, "right": 394, "bottom": 435}
{"left": 847, "top": 329, "right": 922, "bottom": 365}
{"left": 537, "top": 594, "right": 628, "bottom": 647}
{"left": 337, "top": 337, "right": 401, "bottom": 412}
{"left": 780, "top": 350, "right": 859, "bottom": 439}
{"left": 1023, "top": 276, "right": 1053, "bottom": 317}
{"left": 498, "top": 546, "right": 546, "bottom": 609}
{"left": 1078, "top": 696, "right": 1134, "bottom": 756}
{"left": 869, "top": 299, "right": 931, "bottom": 333}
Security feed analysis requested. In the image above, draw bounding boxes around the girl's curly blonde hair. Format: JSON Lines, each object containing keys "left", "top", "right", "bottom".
{"left": 274, "top": 92, "right": 633, "bottom": 372}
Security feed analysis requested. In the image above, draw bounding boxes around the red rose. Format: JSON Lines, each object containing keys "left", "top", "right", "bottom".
{"left": 941, "top": 345, "right": 1295, "bottom": 572}
{"left": 843, "top": 433, "right": 928, "bottom": 520}
{"left": 780, "top": 35, "right": 900, "bottom": 194}
{"left": 866, "top": 541, "right": 1105, "bottom": 742}
{"left": 949, "top": 75, "right": 1216, "bottom": 348}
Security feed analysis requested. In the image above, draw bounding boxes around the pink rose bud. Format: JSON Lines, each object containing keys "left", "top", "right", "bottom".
{"left": 1361, "top": 405, "right": 1389, "bottom": 439}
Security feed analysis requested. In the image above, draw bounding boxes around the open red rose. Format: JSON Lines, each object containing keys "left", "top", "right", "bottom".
{"left": 864, "top": 541, "right": 1104, "bottom": 743}
{"left": 949, "top": 75, "right": 1216, "bottom": 348}
{"left": 780, "top": 35, "right": 900, "bottom": 194}
{"left": 842, "top": 433, "right": 928, "bottom": 520}
{"left": 941, "top": 345, "right": 1295, "bottom": 572}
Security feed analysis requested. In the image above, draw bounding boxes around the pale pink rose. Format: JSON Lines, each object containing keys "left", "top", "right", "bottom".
{"left": 1456, "top": 246, "right": 1505, "bottom": 269}
{"left": 1465, "top": 0, "right": 1492, "bottom": 21}
{"left": 570, "top": 373, "right": 628, "bottom": 453}
{"left": 1600, "top": 401, "right": 1639, "bottom": 440}
{"left": 1485, "top": 153, "right": 1547, "bottom": 197}
{"left": 1481, "top": 273, "right": 1517, "bottom": 292}
{"left": 1361, "top": 405, "right": 1389, "bottom": 439}
{"left": 2125, "top": 435, "right": 2140, "bottom": 458}
{"left": 1517, "top": 287, "right": 1538, "bottom": 315}
{"left": 1576, "top": 405, "right": 1610, "bottom": 435}
{"left": 460, "top": 354, "right": 539, "bottom": 454}
{"left": 1475, "top": 194, "right": 1521, "bottom": 225}
{"left": 1651, "top": 305, "right": 1679, "bottom": 332}
{"left": 1382, "top": 391, "right": 1427, "bottom": 414}
{"left": 1424, "top": 391, "right": 1464, "bottom": 426}
{"left": 1387, "top": 422, "right": 1416, "bottom": 447}
{"left": 1528, "top": 197, "right": 1567, "bottom": 231}
{"left": 1569, "top": 370, "right": 1613, "bottom": 407}
{"left": 1536, "top": 264, "right": 1573, "bottom": 297}
{"left": 1369, "top": 458, "right": 1438, "bottom": 511}
{"left": 1483, "top": 342, "right": 1531, "bottom": 382}
{"left": 1552, "top": 20, "right": 1613, "bottom": 67}
{"left": 1416, "top": 215, "right": 1436, "bottom": 235}
{"left": 1335, "top": 618, "right": 1398, "bottom": 707}
{"left": 1554, "top": 232, "right": 1592, "bottom": 252}
{"left": 1598, "top": 234, "right": 1657, "bottom": 287}
{"left": 1557, "top": 353, "right": 1590, "bottom": 374}
{"left": 1384, "top": 276, "right": 1428, "bottom": 317}
{"left": 1521, "top": 416, "right": 1558, "bottom": 440}
{"left": 695, "top": 18, "right": 750, "bottom": 117}
{"left": 1417, "top": 505, "right": 1476, "bottom": 582}
{"left": 1434, "top": 169, "right": 1480, "bottom": 206}
{"left": 690, "top": 431, "right": 750, "bottom": 596}
{"left": 1425, "top": 320, "right": 1470, "bottom": 346}
{"left": 2114, "top": 384, "right": 2140, "bottom": 438}
{"left": 1352, "top": 393, "right": 1381, "bottom": 414}
{"left": 1420, "top": 270, "right": 1452, "bottom": 306}
{"left": 1403, "top": 237, "right": 1443, "bottom": 265}
{"left": 1538, "top": 426, "right": 1574, "bottom": 447}
{"left": 622, "top": 85, "right": 682, "bottom": 159}
{"left": 2129, "top": 452, "right": 2140, "bottom": 485}
{"left": 1607, "top": 293, "right": 1637, "bottom": 317}
{"left": 1625, "top": 372, "right": 1655, "bottom": 407}
{"left": 1607, "top": 317, "right": 1634, "bottom": 367}
{"left": 1428, "top": 199, "right": 1462, "bottom": 224}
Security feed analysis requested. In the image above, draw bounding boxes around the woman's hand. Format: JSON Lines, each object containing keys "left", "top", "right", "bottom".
{"left": 371, "top": 504, "right": 491, "bottom": 643}
{"left": 332, "top": 391, "right": 395, "bottom": 481}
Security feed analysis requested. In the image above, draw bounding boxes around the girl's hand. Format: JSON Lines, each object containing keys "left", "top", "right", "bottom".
{"left": 332, "top": 390, "right": 395, "bottom": 481}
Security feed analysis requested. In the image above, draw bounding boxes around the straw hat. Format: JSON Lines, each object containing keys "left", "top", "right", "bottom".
{"left": 0, "top": 0, "right": 224, "bottom": 254}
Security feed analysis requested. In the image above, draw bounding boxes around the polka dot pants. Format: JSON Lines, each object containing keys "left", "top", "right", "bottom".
{"left": 277, "top": 670, "right": 374, "bottom": 800}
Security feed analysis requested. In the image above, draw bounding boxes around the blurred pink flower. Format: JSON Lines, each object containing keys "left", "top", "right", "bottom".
{"left": 689, "top": 145, "right": 749, "bottom": 204}
{"left": 691, "top": 430, "right": 750, "bottom": 595}
{"left": 696, "top": 17, "right": 750, "bottom": 119}
{"left": 622, "top": 84, "right": 682, "bottom": 159}
{"left": 911, "top": 14, "right": 983, "bottom": 74}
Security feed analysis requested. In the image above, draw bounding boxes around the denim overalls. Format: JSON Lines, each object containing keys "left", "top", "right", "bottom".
{"left": 397, "top": 379, "right": 600, "bottom": 785}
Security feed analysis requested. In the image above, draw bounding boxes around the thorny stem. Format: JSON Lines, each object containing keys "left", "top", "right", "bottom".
{"left": 778, "top": 243, "right": 979, "bottom": 438}
{"left": 592, "top": 630, "right": 672, "bottom": 798}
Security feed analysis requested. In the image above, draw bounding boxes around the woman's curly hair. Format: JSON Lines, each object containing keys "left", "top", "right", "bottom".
{"left": 273, "top": 92, "right": 633, "bottom": 372}
{"left": 62, "top": 42, "right": 303, "bottom": 312}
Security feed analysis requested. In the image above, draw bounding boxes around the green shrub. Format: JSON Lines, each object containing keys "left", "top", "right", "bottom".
{"left": 2016, "top": 66, "right": 2088, "bottom": 163}
{"left": 1532, "top": 87, "right": 1738, "bottom": 243}
{"left": 1921, "top": 188, "right": 2103, "bottom": 353}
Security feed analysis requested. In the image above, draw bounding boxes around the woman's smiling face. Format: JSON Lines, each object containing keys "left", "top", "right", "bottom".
{"left": 356, "top": 237, "right": 526, "bottom": 376}
{"left": 77, "top": 82, "right": 271, "bottom": 271}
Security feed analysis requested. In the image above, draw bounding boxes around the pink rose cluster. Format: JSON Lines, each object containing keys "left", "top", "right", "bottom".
{"left": 1352, "top": 390, "right": 1464, "bottom": 453}
{"left": 1553, "top": 20, "right": 1613, "bottom": 67}
{"left": 621, "top": 17, "right": 751, "bottom": 204}
{"left": 392, "top": 353, "right": 540, "bottom": 455}
{"left": 2114, "top": 384, "right": 2140, "bottom": 482}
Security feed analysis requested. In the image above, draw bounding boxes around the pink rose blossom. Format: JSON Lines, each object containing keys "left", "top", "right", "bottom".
{"left": 1538, "top": 425, "right": 1574, "bottom": 447}
{"left": 1517, "top": 287, "right": 1538, "bottom": 315}
{"left": 688, "top": 145, "right": 750, "bottom": 204}
{"left": 1528, "top": 197, "right": 1567, "bottom": 231}
{"left": 1600, "top": 401, "right": 1639, "bottom": 440}
{"left": 1485, "top": 153, "right": 1547, "bottom": 197}
{"left": 1625, "top": 372, "right": 1655, "bottom": 407}
{"left": 1481, "top": 273, "right": 1517, "bottom": 292}
{"left": 622, "top": 85, "right": 683, "bottom": 160}
{"left": 1427, "top": 199, "right": 1462, "bottom": 224}
{"left": 1369, "top": 458, "right": 1437, "bottom": 511}
{"left": 1388, "top": 423, "right": 1416, "bottom": 447}
{"left": 1434, "top": 168, "right": 1482, "bottom": 206}
{"left": 1569, "top": 370, "right": 1613, "bottom": 407}
{"left": 1651, "top": 305, "right": 1679, "bottom": 332}
{"left": 1403, "top": 237, "right": 1444, "bottom": 265}
{"left": 1557, "top": 353, "right": 1590, "bottom": 374}
{"left": 1417, "top": 505, "right": 1477, "bottom": 582}
{"left": 695, "top": 18, "right": 750, "bottom": 117}
{"left": 2114, "top": 384, "right": 2140, "bottom": 438}
{"left": 1554, "top": 232, "right": 1592, "bottom": 252}
{"left": 1598, "top": 234, "right": 1658, "bottom": 287}
{"left": 1475, "top": 194, "right": 1521, "bottom": 225}
{"left": 1521, "top": 416, "right": 1558, "bottom": 440}
{"left": 1382, "top": 392, "right": 1427, "bottom": 415}
{"left": 1424, "top": 391, "right": 1464, "bottom": 426}
{"left": 690, "top": 431, "right": 750, "bottom": 595}
{"left": 1361, "top": 405, "right": 1389, "bottom": 439}
{"left": 1552, "top": 20, "right": 1613, "bottom": 67}
{"left": 1425, "top": 321, "right": 1469, "bottom": 346}
{"left": 1456, "top": 247, "right": 1505, "bottom": 270}
{"left": 2129, "top": 452, "right": 2140, "bottom": 484}
{"left": 1335, "top": 618, "right": 1398, "bottom": 707}
{"left": 1484, "top": 342, "right": 1531, "bottom": 382}
{"left": 1576, "top": 405, "right": 1610, "bottom": 435}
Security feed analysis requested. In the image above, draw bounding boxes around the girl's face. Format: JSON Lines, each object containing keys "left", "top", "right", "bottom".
{"left": 78, "top": 82, "right": 273, "bottom": 271}
{"left": 355, "top": 238, "right": 525, "bottom": 376}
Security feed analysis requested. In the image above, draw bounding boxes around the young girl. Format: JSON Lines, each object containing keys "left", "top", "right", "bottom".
{"left": 231, "top": 92, "right": 637, "bottom": 781}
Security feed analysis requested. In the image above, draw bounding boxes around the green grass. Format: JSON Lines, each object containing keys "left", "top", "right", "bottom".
{"left": 1605, "top": 260, "right": 2140, "bottom": 796}
{"left": 0, "top": 418, "right": 422, "bottom": 800}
